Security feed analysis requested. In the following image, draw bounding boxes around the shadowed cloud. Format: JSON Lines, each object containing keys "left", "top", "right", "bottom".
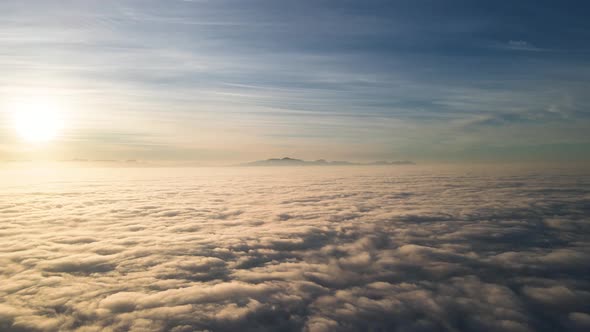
{"left": 0, "top": 166, "right": 589, "bottom": 331}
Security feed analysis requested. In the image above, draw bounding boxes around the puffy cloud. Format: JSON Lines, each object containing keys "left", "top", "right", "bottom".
{"left": 0, "top": 167, "right": 588, "bottom": 331}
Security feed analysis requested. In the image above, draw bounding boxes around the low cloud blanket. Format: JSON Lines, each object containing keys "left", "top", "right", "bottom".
{"left": 1, "top": 166, "right": 589, "bottom": 331}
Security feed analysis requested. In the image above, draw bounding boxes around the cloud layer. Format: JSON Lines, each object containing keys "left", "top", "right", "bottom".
{"left": 1, "top": 166, "right": 589, "bottom": 331}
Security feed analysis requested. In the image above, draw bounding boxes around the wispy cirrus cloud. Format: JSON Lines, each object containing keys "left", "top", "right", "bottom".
{"left": 1, "top": 0, "right": 590, "bottom": 162}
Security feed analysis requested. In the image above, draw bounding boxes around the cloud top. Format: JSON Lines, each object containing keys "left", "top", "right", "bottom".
{"left": 0, "top": 166, "right": 589, "bottom": 331}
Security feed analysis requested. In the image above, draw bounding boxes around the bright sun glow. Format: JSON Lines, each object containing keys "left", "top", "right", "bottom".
{"left": 11, "top": 100, "right": 64, "bottom": 143}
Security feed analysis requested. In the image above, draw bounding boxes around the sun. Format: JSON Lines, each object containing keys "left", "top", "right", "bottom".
{"left": 12, "top": 99, "right": 64, "bottom": 143}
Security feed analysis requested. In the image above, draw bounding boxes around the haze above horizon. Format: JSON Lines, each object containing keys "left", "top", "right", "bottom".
{"left": 1, "top": 0, "right": 589, "bottom": 163}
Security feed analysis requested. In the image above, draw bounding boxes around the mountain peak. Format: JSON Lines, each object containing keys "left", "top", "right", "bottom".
{"left": 239, "top": 158, "right": 415, "bottom": 167}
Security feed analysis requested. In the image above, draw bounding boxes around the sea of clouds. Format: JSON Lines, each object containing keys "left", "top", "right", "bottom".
{"left": 0, "top": 166, "right": 589, "bottom": 332}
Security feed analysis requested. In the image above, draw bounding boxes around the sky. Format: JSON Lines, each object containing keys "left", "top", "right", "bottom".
{"left": 1, "top": 0, "right": 589, "bottom": 163}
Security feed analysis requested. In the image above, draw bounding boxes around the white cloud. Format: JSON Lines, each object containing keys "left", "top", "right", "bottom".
{"left": 0, "top": 166, "right": 588, "bottom": 331}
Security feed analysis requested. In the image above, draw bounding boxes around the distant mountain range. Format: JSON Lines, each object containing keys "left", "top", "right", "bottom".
{"left": 240, "top": 157, "right": 415, "bottom": 167}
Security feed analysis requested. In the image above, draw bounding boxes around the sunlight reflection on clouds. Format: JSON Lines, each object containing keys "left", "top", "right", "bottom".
{"left": 0, "top": 166, "right": 589, "bottom": 331}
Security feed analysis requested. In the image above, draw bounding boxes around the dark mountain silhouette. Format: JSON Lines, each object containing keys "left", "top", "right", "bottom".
{"left": 240, "top": 157, "right": 415, "bottom": 166}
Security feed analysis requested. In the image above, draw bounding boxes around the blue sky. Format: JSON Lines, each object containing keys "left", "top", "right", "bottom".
{"left": 1, "top": 0, "right": 589, "bottom": 162}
